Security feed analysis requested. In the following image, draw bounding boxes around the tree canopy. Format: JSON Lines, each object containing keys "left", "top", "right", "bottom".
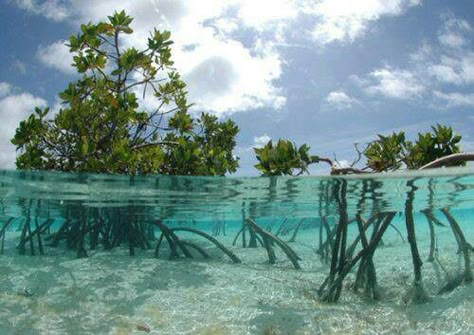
{"left": 254, "top": 124, "right": 466, "bottom": 176}
{"left": 365, "top": 124, "right": 464, "bottom": 172}
{"left": 12, "top": 11, "right": 239, "bottom": 175}
{"left": 254, "top": 139, "right": 331, "bottom": 176}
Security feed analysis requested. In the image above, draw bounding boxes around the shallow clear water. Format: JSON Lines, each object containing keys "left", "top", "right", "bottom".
{"left": 1, "top": 168, "right": 474, "bottom": 334}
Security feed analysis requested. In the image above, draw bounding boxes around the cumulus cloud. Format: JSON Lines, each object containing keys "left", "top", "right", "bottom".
{"left": 13, "top": 0, "right": 70, "bottom": 22}
{"left": 37, "top": 40, "right": 75, "bottom": 74}
{"left": 183, "top": 42, "right": 286, "bottom": 113}
{"left": 20, "top": 0, "right": 287, "bottom": 115}
{"left": 307, "top": 0, "right": 421, "bottom": 44}
{"left": 409, "top": 13, "right": 474, "bottom": 88}
{"left": 253, "top": 134, "right": 272, "bottom": 148}
{"left": 427, "top": 63, "right": 463, "bottom": 85}
{"left": 433, "top": 91, "right": 474, "bottom": 107}
{"left": 0, "top": 84, "right": 47, "bottom": 168}
{"left": 236, "top": 0, "right": 298, "bottom": 30}
{"left": 358, "top": 67, "right": 425, "bottom": 99}
{"left": 333, "top": 159, "right": 351, "bottom": 169}
{"left": 437, "top": 12, "right": 471, "bottom": 49}
{"left": 326, "top": 90, "right": 358, "bottom": 109}
{"left": 354, "top": 12, "right": 474, "bottom": 109}
{"left": 0, "top": 82, "right": 11, "bottom": 98}
{"left": 426, "top": 53, "right": 474, "bottom": 86}
{"left": 15, "top": 0, "right": 422, "bottom": 115}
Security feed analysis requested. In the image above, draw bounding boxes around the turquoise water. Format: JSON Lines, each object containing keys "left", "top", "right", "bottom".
{"left": 0, "top": 168, "right": 474, "bottom": 334}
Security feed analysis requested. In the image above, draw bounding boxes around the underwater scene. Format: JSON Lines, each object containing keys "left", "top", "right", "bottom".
{"left": 1, "top": 168, "right": 474, "bottom": 334}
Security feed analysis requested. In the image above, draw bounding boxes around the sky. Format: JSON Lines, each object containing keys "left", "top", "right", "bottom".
{"left": 1, "top": 0, "right": 474, "bottom": 176}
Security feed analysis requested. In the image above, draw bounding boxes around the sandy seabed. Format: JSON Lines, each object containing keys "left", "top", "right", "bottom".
{"left": 1, "top": 219, "right": 474, "bottom": 335}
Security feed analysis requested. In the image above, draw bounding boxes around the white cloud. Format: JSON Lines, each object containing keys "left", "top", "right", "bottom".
{"left": 0, "top": 82, "right": 11, "bottom": 98}
{"left": 183, "top": 41, "right": 286, "bottom": 113}
{"left": 253, "top": 134, "right": 272, "bottom": 148}
{"left": 427, "top": 64, "right": 463, "bottom": 85}
{"left": 326, "top": 90, "right": 358, "bottom": 109}
{"left": 437, "top": 12, "right": 471, "bottom": 49}
{"left": 13, "top": 0, "right": 70, "bottom": 22}
{"left": 37, "top": 40, "right": 75, "bottom": 74}
{"left": 236, "top": 0, "right": 298, "bottom": 30}
{"left": 22, "top": 0, "right": 286, "bottom": 115}
{"left": 307, "top": 0, "right": 421, "bottom": 44}
{"left": 360, "top": 67, "right": 425, "bottom": 99}
{"left": 412, "top": 13, "right": 474, "bottom": 88}
{"left": 351, "top": 12, "right": 474, "bottom": 108}
{"left": 433, "top": 91, "right": 474, "bottom": 107}
{"left": 15, "top": 0, "right": 422, "bottom": 115}
{"left": 423, "top": 52, "right": 474, "bottom": 86}
{"left": 439, "top": 33, "right": 468, "bottom": 49}
{"left": 0, "top": 86, "right": 47, "bottom": 168}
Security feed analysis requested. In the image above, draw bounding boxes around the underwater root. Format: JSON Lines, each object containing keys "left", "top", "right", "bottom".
{"left": 154, "top": 220, "right": 193, "bottom": 259}
{"left": 246, "top": 218, "right": 301, "bottom": 269}
{"left": 287, "top": 218, "right": 305, "bottom": 243}
{"left": 316, "top": 217, "right": 336, "bottom": 263}
{"left": 171, "top": 227, "right": 241, "bottom": 263}
{"left": 440, "top": 208, "right": 473, "bottom": 283}
{"left": 404, "top": 181, "right": 430, "bottom": 304}
{"left": 18, "top": 218, "right": 55, "bottom": 256}
{"left": 1, "top": 217, "right": 15, "bottom": 254}
{"left": 318, "top": 212, "right": 396, "bottom": 303}
{"left": 154, "top": 221, "right": 242, "bottom": 263}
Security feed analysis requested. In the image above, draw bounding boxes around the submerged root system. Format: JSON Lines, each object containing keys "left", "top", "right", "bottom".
{"left": 1, "top": 191, "right": 472, "bottom": 305}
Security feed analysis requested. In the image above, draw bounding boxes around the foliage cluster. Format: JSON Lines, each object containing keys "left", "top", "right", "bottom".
{"left": 365, "top": 124, "right": 463, "bottom": 172}
{"left": 254, "top": 124, "right": 464, "bottom": 176}
{"left": 10, "top": 11, "right": 468, "bottom": 177}
{"left": 12, "top": 11, "right": 238, "bottom": 175}
{"left": 254, "top": 140, "right": 313, "bottom": 176}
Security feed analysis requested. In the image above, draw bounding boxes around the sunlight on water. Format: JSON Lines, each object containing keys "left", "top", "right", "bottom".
{"left": 1, "top": 168, "right": 474, "bottom": 334}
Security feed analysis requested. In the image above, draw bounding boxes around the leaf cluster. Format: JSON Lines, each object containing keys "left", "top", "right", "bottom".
{"left": 254, "top": 140, "right": 316, "bottom": 176}
{"left": 163, "top": 113, "right": 239, "bottom": 175}
{"left": 12, "top": 11, "right": 239, "bottom": 176}
{"left": 364, "top": 124, "right": 463, "bottom": 172}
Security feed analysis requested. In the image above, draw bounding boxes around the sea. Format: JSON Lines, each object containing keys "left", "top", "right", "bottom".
{"left": 0, "top": 168, "right": 473, "bottom": 334}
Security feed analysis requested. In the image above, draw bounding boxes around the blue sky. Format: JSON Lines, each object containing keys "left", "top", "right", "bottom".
{"left": 1, "top": 0, "right": 474, "bottom": 175}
